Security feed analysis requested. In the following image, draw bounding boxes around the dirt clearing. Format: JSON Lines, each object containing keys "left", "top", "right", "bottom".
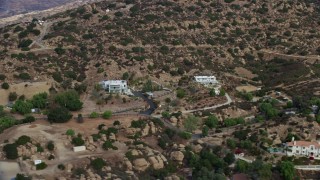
{"left": 0, "top": 161, "right": 20, "bottom": 180}
{"left": 236, "top": 85, "right": 260, "bottom": 92}
{"left": 235, "top": 67, "right": 258, "bottom": 79}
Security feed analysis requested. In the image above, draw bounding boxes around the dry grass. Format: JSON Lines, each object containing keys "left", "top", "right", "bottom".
{"left": 236, "top": 85, "right": 259, "bottom": 93}
{"left": 235, "top": 67, "right": 258, "bottom": 80}
{"left": 0, "top": 81, "right": 51, "bottom": 105}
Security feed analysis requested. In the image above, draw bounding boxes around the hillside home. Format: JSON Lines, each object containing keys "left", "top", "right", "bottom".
{"left": 100, "top": 80, "right": 132, "bottom": 95}
{"left": 194, "top": 76, "right": 218, "bottom": 86}
{"left": 286, "top": 138, "right": 320, "bottom": 157}
{"left": 194, "top": 76, "right": 220, "bottom": 95}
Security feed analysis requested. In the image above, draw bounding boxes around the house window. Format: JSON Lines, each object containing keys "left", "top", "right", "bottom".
{"left": 296, "top": 150, "right": 299, "bottom": 153}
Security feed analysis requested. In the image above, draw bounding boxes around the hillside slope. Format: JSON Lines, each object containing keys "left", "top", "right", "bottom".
{"left": 0, "top": 0, "right": 320, "bottom": 96}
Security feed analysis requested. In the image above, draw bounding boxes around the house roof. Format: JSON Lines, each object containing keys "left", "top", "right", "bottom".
{"left": 194, "top": 76, "right": 216, "bottom": 79}
{"left": 287, "top": 141, "right": 320, "bottom": 148}
{"left": 100, "top": 80, "right": 127, "bottom": 85}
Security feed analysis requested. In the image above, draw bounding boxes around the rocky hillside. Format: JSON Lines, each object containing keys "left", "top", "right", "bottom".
{"left": 0, "top": 0, "right": 320, "bottom": 94}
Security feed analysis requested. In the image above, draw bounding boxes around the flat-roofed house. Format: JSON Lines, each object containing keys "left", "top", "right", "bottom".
{"left": 100, "top": 80, "right": 128, "bottom": 93}
{"left": 194, "top": 76, "right": 218, "bottom": 85}
{"left": 194, "top": 76, "right": 220, "bottom": 94}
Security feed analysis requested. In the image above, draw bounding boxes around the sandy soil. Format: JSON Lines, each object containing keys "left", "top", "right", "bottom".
{"left": 234, "top": 67, "right": 258, "bottom": 79}
{"left": 0, "top": 161, "right": 21, "bottom": 180}
{"left": 236, "top": 85, "right": 259, "bottom": 92}
{"left": 0, "top": 81, "right": 51, "bottom": 105}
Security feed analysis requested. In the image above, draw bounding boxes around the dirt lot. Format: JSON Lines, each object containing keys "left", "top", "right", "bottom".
{"left": 236, "top": 85, "right": 260, "bottom": 92}
{"left": 80, "top": 93, "right": 148, "bottom": 114}
{"left": 235, "top": 67, "right": 258, "bottom": 80}
{"left": 0, "top": 81, "right": 51, "bottom": 105}
{"left": 0, "top": 161, "right": 21, "bottom": 180}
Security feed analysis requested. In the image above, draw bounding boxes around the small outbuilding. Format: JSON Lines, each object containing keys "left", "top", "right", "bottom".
{"left": 73, "top": 146, "right": 86, "bottom": 152}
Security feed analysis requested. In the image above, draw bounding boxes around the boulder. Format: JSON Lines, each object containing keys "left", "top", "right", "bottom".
{"left": 126, "top": 128, "right": 138, "bottom": 135}
{"left": 133, "top": 158, "right": 150, "bottom": 172}
{"left": 196, "top": 139, "right": 204, "bottom": 144}
{"left": 66, "top": 163, "right": 73, "bottom": 173}
{"left": 126, "top": 171, "right": 135, "bottom": 176}
{"left": 178, "top": 144, "right": 185, "bottom": 151}
{"left": 141, "top": 124, "right": 150, "bottom": 136}
{"left": 148, "top": 156, "right": 164, "bottom": 170}
{"left": 109, "top": 133, "right": 116, "bottom": 141}
{"left": 159, "top": 154, "right": 168, "bottom": 163}
{"left": 192, "top": 144, "right": 203, "bottom": 153}
{"left": 105, "top": 166, "right": 112, "bottom": 172}
{"left": 170, "top": 117, "right": 178, "bottom": 126}
{"left": 88, "top": 136, "right": 94, "bottom": 144}
{"left": 101, "top": 134, "right": 107, "bottom": 141}
{"left": 131, "top": 149, "right": 140, "bottom": 156}
{"left": 165, "top": 175, "right": 180, "bottom": 180}
{"left": 150, "top": 122, "right": 157, "bottom": 134}
{"left": 125, "top": 160, "right": 133, "bottom": 171}
{"left": 170, "top": 151, "right": 184, "bottom": 162}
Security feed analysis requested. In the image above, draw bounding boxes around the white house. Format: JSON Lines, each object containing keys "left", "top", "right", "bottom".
{"left": 194, "top": 76, "right": 218, "bottom": 85}
{"left": 194, "top": 76, "right": 220, "bottom": 95}
{"left": 99, "top": 80, "right": 133, "bottom": 95}
{"left": 286, "top": 139, "right": 320, "bottom": 157}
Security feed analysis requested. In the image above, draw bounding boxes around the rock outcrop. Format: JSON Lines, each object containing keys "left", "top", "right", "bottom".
{"left": 170, "top": 151, "right": 184, "bottom": 163}
{"left": 133, "top": 158, "right": 150, "bottom": 172}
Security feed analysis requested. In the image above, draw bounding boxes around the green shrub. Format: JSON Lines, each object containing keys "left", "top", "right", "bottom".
{"left": 1, "top": 82, "right": 9, "bottom": 89}
{"left": 72, "top": 136, "right": 85, "bottom": 146}
{"left": 66, "top": 129, "right": 75, "bottom": 136}
{"left": 15, "top": 173, "right": 32, "bottom": 180}
{"left": 178, "top": 131, "right": 192, "bottom": 139}
{"left": 89, "top": 112, "right": 100, "bottom": 118}
{"left": 12, "top": 100, "right": 33, "bottom": 115}
{"left": 36, "top": 162, "right": 47, "bottom": 170}
{"left": 113, "top": 120, "right": 120, "bottom": 126}
{"left": 18, "top": 39, "right": 32, "bottom": 48}
{"left": 176, "top": 89, "right": 186, "bottom": 99}
{"left": 0, "top": 116, "right": 16, "bottom": 130}
{"left": 48, "top": 154, "right": 55, "bottom": 160}
{"left": 22, "top": 115, "right": 35, "bottom": 123}
{"left": 54, "top": 90, "right": 83, "bottom": 111}
{"left": 9, "top": 92, "right": 18, "bottom": 101}
{"left": 102, "top": 110, "right": 112, "bottom": 119}
{"left": 102, "top": 140, "right": 118, "bottom": 150}
{"left": 52, "top": 72, "right": 63, "bottom": 82}
{"left": 47, "top": 141, "right": 54, "bottom": 151}
{"left": 91, "top": 158, "right": 106, "bottom": 170}
{"left": 161, "top": 111, "right": 171, "bottom": 119}
{"left": 91, "top": 134, "right": 101, "bottom": 142}
{"left": 36, "top": 144, "right": 44, "bottom": 152}
{"left": 58, "top": 164, "right": 65, "bottom": 170}
{"left": 3, "top": 143, "right": 18, "bottom": 159}
{"left": 205, "top": 115, "right": 219, "bottom": 128}
{"left": 16, "top": 135, "right": 31, "bottom": 145}
{"left": 31, "top": 92, "right": 48, "bottom": 109}
{"left": 131, "top": 120, "right": 146, "bottom": 128}
{"left": 0, "top": 74, "right": 6, "bottom": 80}
{"left": 47, "top": 106, "right": 73, "bottom": 123}
{"left": 18, "top": 73, "right": 31, "bottom": 80}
